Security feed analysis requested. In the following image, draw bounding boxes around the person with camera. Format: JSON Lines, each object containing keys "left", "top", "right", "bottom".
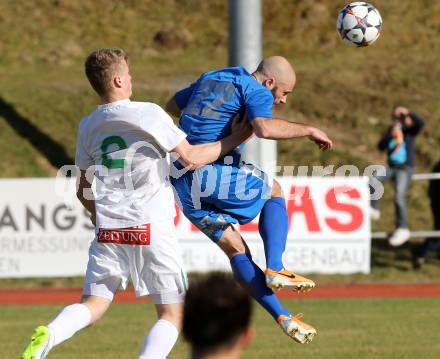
{"left": 370, "top": 106, "right": 425, "bottom": 246}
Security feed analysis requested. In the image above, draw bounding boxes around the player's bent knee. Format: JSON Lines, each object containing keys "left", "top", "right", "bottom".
{"left": 80, "top": 295, "right": 112, "bottom": 324}
{"left": 217, "top": 226, "right": 247, "bottom": 258}
{"left": 270, "top": 180, "right": 284, "bottom": 199}
{"left": 155, "top": 303, "right": 183, "bottom": 330}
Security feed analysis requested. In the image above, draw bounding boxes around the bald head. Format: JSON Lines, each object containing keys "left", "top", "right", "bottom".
{"left": 256, "top": 56, "right": 296, "bottom": 86}
{"left": 254, "top": 56, "right": 296, "bottom": 105}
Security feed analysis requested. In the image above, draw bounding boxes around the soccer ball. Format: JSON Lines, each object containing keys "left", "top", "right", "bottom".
{"left": 336, "top": 2, "right": 383, "bottom": 47}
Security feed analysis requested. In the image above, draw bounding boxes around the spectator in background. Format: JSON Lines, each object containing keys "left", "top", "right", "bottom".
{"left": 370, "top": 106, "right": 425, "bottom": 246}
{"left": 183, "top": 272, "right": 253, "bottom": 359}
{"left": 411, "top": 160, "right": 440, "bottom": 269}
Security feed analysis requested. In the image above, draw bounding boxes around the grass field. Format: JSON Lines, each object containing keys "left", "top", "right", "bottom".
{"left": 4, "top": 298, "right": 440, "bottom": 358}
{"left": 1, "top": 3, "right": 439, "bottom": 356}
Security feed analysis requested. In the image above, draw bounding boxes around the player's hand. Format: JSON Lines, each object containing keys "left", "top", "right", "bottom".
{"left": 308, "top": 127, "right": 333, "bottom": 151}
{"left": 391, "top": 122, "right": 403, "bottom": 138}
{"left": 231, "top": 113, "right": 254, "bottom": 142}
{"left": 393, "top": 106, "right": 409, "bottom": 119}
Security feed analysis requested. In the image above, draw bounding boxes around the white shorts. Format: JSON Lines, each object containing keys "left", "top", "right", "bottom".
{"left": 82, "top": 219, "right": 187, "bottom": 304}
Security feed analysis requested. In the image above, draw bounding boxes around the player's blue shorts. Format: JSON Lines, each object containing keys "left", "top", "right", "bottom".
{"left": 171, "top": 151, "right": 273, "bottom": 242}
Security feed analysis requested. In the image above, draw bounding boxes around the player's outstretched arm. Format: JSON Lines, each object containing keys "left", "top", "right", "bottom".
{"left": 77, "top": 169, "right": 96, "bottom": 226}
{"left": 172, "top": 116, "right": 253, "bottom": 169}
{"left": 252, "top": 117, "right": 333, "bottom": 151}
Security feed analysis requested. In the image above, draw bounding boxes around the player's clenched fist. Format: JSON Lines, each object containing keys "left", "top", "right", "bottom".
{"left": 307, "top": 127, "right": 333, "bottom": 151}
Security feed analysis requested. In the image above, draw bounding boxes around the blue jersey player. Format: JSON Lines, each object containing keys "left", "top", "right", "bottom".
{"left": 166, "top": 56, "right": 332, "bottom": 344}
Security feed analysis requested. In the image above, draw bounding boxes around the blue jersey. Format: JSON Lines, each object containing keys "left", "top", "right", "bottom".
{"left": 174, "top": 66, "right": 273, "bottom": 145}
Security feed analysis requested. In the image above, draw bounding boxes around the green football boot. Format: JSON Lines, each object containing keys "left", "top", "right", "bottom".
{"left": 21, "top": 326, "right": 53, "bottom": 359}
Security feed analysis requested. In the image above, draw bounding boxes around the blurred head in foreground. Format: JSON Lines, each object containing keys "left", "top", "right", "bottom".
{"left": 183, "top": 272, "right": 253, "bottom": 359}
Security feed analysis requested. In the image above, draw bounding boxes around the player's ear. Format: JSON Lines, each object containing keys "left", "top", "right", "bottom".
{"left": 263, "top": 78, "right": 275, "bottom": 90}
{"left": 113, "top": 75, "right": 123, "bottom": 89}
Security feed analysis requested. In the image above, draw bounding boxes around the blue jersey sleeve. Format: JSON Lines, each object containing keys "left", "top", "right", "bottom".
{"left": 244, "top": 87, "right": 273, "bottom": 121}
{"left": 174, "top": 82, "right": 196, "bottom": 110}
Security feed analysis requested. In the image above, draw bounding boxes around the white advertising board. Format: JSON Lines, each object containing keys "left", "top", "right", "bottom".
{"left": 176, "top": 177, "right": 371, "bottom": 274}
{"left": 0, "top": 177, "right": 370, "bottom": 278}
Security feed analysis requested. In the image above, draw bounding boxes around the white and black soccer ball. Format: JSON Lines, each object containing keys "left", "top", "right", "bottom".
{"left": 337, "top": 2, "right": 382, "bottom": 47}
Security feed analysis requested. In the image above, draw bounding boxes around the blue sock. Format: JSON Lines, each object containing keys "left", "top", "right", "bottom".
{"left": 230, "top": 253, "right": 290, "bottom": 320}
{"left": 259, "top": 197, "right": 288, "bottom": 271}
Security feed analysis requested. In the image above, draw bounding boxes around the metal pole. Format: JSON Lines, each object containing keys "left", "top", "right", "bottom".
{"left": 229, "top": 0, "right": 277, "bottom": 176}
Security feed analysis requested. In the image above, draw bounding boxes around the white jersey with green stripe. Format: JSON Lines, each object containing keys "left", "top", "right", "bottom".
{"left": 75, "top": 99, "right": 186, "bottom": 229}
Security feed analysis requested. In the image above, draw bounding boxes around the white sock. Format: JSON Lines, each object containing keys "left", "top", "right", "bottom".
{"left": 47, "top": 303, "right": 92, "bottom": 347}
{"left": 138, "top": 319, "right": 179, "bottom": 359}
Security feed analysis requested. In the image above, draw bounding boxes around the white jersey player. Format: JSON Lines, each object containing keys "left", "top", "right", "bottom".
{"left": 21, "top": 48, "right": 251, "bottom": 359}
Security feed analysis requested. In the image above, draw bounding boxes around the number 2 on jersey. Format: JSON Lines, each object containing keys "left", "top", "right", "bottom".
{"left": 101, "top": 136, "right": 127, "bottom": 169}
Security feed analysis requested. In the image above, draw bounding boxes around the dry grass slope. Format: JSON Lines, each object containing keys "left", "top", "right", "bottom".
{"left": 0, "top": 0, "right": 438, "bottom": 234}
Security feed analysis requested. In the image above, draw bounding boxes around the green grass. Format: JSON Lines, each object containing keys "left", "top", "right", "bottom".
{"left": 0, "top": 0, "right": 439, "bottom": 280}
{"left": 5, "top": 298, "right": 440, "bottom": 358}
